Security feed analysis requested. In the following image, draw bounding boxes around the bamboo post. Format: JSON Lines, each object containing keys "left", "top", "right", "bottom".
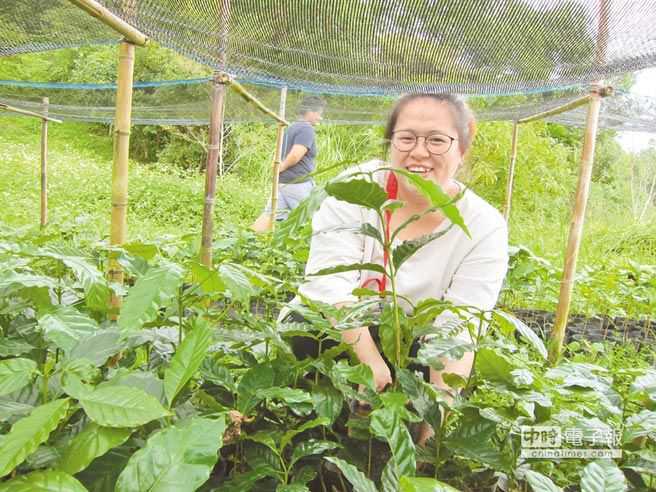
{"left": 503, "top": 121, "right": 518, "bottom": 222}
{"left": 199, "top": 73, "right": 228, "bottom": 267}
{"left": 108, "top": 41, "right": 136, "bottom": 317}
{"left": 269, "top": 87, "right": 288, "bottom": 232}
{"left": 516, "top": 94, "right": 593, "bottom": 124}
{"left": 548, "top": 0, "right": 610, "bottom": 363}
{"left": 40, "top": 97, "right": 49, "bottom": 228}
{"left": 66, "top": 0, "right": 147, "bottom": 45}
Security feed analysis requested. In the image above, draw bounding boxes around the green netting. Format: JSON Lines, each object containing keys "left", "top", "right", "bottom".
{"left": 2, "top": 78, "right": 656, "bottom": 134}
{"left": 3, "top": 0, "right": 656, "bottom": 95}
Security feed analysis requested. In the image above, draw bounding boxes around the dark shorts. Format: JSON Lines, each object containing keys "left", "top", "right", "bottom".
{"left": 286, "top": 311, "right": 430, "bottom": 382}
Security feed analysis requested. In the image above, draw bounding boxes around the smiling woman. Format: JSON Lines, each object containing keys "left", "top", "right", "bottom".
{"left": 293, "top": 94, "right": 509, "bottom": 441}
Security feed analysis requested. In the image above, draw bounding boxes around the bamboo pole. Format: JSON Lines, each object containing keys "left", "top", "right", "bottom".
{"left": 40, "top": 97, "right": 49, "bottom": 228}
{"left": 517, "top": 94, "right": 592, "bottom": 124}
{"left": 503, "top": 121, "right": 519, "bottom": 222}
{"left": 198, "top": 0, "right": 230, "bottom": 267}
{"left": 548, "top": 0, "right": 611, "bottom": 363}
{"left": 269, "top": 87, "right": 288, "bottom": 232}
{"left": 199, "top": 74, "right": 227, "bottom": 267}
{"left": 228, "top": 77, "right": 289, "bottom": 126}
{"left": 66, "top": 0, "right": 147, "bottom": 46}
{"left": 108, "top": 41, "right": 136, "bottom": 317}
{"left": 0, "top": 103, "right": 62, "bottom": 123}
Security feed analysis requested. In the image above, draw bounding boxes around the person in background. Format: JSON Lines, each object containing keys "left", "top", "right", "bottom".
{"left": 251, "top": 95, "right": 326, "bottom": 232}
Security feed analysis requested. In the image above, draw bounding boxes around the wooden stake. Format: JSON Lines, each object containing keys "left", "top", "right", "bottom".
{"left": 108, "top": 41, "right": 136, "bottom": 317}
{"left": 199, "top": 74, "right": 227, "bottom": 267}
{"left": 503, "top": 121, "right": 518, "bottom": 222}
{"left": 40, "top": 97, "right": 49, "bottom": 228}
{"left": 66, "top": 0, "right": 147, "bottom": 46}
{"left": 548, "top": 86, "right": 603, "bottom": 363}
{"left": 269, "top": 87, "right": 288, "bottom": 232}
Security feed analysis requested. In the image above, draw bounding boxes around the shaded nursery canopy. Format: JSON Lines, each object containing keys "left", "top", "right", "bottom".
{"left": 2, "top": 0, "right": 656, "bottom": 96}
{"left": 2, "top": 78, "right": 656, "bottom": 134}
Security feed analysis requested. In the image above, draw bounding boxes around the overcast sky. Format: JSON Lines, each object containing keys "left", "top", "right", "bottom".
{"left": 616, "top": 68, "right": 656, "bottom": 153}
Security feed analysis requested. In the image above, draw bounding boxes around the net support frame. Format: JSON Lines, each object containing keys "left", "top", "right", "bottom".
{"left": 548, "top": 83, "right": 606, "bottom": 363}
{"left": 227, "top": 76, "right": 289, "bottom": 126}
{"left": 199, "top": 0, "right": 230, "bottom": 267}
{"left": 549, "top": 0, "right": 611, "bottom": 363}
{"left": 200, "top": 72, "right": 228, "bottom": 267}
{"left": 0, "top": 103, "right": 63, "bottom": 123}
{"left": 66, "top": 0, "right": 147, "bottom": 46}
{"left": 40, "top": 97, "right": 49, "bottom": 228}
{"left": 269, "top": 86, "right": 288, "bottom": 232}
{"left": 108, "top": 40, "right": 136, "bottom": 317}
{"left": 516, "top": 94, "right": 594, "bottom": 124}
{"left": 503, "top": 121, "right": 519, "bottom": 223}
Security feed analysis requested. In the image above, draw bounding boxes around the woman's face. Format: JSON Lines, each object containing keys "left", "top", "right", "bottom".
{"left": 389, "top": 98, "right": 463, "bottom": 192}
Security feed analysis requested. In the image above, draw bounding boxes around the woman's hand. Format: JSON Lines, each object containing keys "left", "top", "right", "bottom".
{"left": 363, "top": 353, "right": 392, "bottom": 392}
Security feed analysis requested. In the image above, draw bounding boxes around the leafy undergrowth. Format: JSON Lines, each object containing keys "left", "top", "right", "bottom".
{"left": 0, "top": 219, "right": 654, "bottom": 491}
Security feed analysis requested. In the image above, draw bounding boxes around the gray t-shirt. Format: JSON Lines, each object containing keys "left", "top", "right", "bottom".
{"left": 279, "top": 121, "right": 317, "bottom": 184}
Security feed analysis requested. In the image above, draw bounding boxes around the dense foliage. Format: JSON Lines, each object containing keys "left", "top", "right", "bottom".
{"left": 0, "top": 173, "right": 654, "bottom": 490}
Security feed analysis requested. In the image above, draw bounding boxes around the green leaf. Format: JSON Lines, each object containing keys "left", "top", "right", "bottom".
{"left": 309, "top": 262, "right": 387, "bottom": 277}
{"left": 0, "top": 399, "right": 33, "bottom": 422}
{"left": 35, "top": 246, "right": 106, "bottom": 293}
{"left": 392, "top": 231, "right": 449, "bottom": 271}
{"left": 0, "top": 398, "right": 70, "bottom": 478}
{"left": 290, "top": 439, "right": 340, "bottom": 467}
{"left": 475, "top": 347, "right": 520, "bottom": 385}
{"left": 324, "top": 457, "right": 377, "bottom": 492}
{"left": 370, "top": 408, "right": 416, "bottom": 484}
{"left": 190, "top": 262, "right": 225, "bottom": 295}
{"left": 39, "top": 306, "right": 99, "bottom": 353}
{"left": 78, "top": 386, "right": 170, "bottom": 428}
{"left": 580, "top": 460, "right": 627, "bottom": 492}
{"left": 256, "top": 387, "right": 314, "bottom": 416}
{"left": 164, "top": 320, "right": 213, "bottom": 406}
{"left": 218, "top": 263, "right": 258, "bottom": 304}
{"left": 68, "top": 330, "right": 123, "bottom": 367}
{"left": 0, "top": 470, "right": 88, "bottom": 492}
{"left": 0, "top": 358, "right": 37, "bottom": 397}
{"left": 75, "top": 448, "right": 131, "bottom": 492}
{"left": 523, "top": 470, "right": 563, "bottom": 492}
{"left": 494, "top": 310, "right": 548, "bottom": 360}
{"left": 326, "top": 179, "right": 388, "bottom": 210}
{"left": 330, "top": 361, "right": 376, "bottom": 393}
{"left": 630, "top": 369, "right": 656, "bottom": 403}
{"left": 276, "top": 484, "right": 309, "bottom": 492}
{"left": 237, "top": 363, "right": 276, "bottom": 415}
{"left": 443, "top": 410, "right": 512, "bottom": 472}
{"left": 200, "top": 358, "right": 236, "bottom": 393}
{"left": 118, "top": 263, "right": 184, "bottom": 333}
{"left": 0, "top": 338, "right": 35, "bottom": 357}
{"left": 58, "top": 422, "right": 132, "bottom": 475}
{"left": 280, "top": 417, "right": 330, "bottom": 452}
{"left": 115, "top": 416, "right": 226, "bottom": 492}
{"left": 311, "top": 382, "right": 343, "bottom": 424}
{"left": 416, "top": 338, "right": 473, "bottom": 371}
{"left": 360, "top": 223, "right": 384, "bottom": 245}
{"left": 399, "top": 476, "right": 462, "bottom": 491}
{"left": 391, "top": 169, "right": 469, "bottom": 236}
{"left": 623, "top": 410, "right": 656, "bottom": 443}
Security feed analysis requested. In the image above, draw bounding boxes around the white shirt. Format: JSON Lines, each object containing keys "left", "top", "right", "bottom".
{"left": 297, "top": 160, "right": 509, "bottom": 341}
